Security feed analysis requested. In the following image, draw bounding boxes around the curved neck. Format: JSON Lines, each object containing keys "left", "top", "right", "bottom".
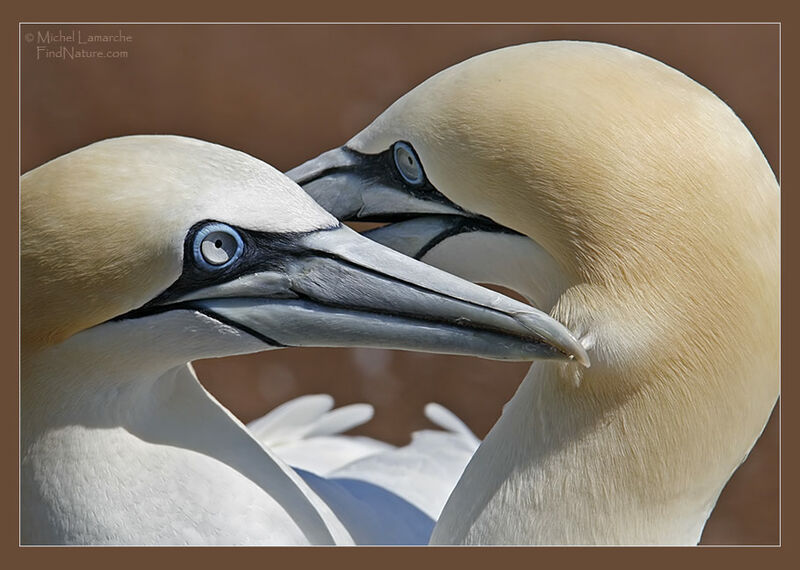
{"left": 22, "top": 321, "right": 353, "bottom": 545}
{"left": 431, "top": 364, "right": 720, "bottom": 545}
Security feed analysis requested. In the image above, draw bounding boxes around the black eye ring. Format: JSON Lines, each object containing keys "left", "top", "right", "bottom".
{"left": 192, "top": 222, "right": 244, "bottom": 270}
{"left": 393, "top": 141, "right": 425, "bottom": 186}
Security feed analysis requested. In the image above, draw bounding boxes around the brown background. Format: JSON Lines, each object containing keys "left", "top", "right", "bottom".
{"left": 20, "top": 23, "right": 779, "bottom": 545}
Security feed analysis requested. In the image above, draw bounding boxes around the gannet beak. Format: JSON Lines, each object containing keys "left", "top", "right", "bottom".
{"left": 287, "top": 146, "right": 469, "bottom": 221}
{"left": 361, "top": 215, "right": 519, "bottom": 261}
{"left": 119, "top": 223, "right": 588, "bottom": 365}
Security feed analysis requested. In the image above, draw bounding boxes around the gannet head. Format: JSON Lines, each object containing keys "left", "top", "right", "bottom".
{"left": 290, "top": 40, "right": 778, "bottom": 394}
{"left": 21, "top": 135, "right": 589, "bottom": 378}
{"left": 288, "top": 42, "right": 778, "bottom": 543}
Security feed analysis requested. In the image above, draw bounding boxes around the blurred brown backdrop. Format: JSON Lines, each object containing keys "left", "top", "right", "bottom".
{"left": 20, "top": 23, "right": 779, "bottom": 545}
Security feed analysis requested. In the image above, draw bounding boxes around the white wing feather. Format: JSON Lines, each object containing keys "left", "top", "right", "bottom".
{"left": 248, "top": 396, "right": 480, "bottom": 544}
{"left": 248, "top": 395, "right": 393, "bottom": 476}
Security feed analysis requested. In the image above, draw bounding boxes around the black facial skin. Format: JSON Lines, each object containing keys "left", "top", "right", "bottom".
{"left": 136, "top": 221, "right": 336, "bottom": 308}
{"left": 299, "top": 144, "right": 465, "bottom": 222}
{"left": 111, "top": 221, "right": 343, "bottom": 345}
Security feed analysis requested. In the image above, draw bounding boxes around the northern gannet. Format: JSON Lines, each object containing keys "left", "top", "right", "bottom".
{"left": 288, "top": 41, "right": 780, "bottom": 545}
{"left": 20, "top": 135, "right": 588, "bottom": 545}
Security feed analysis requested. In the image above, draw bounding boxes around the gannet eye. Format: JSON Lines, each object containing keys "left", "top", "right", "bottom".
{"left": 393, "top": 141, "right": 425, "bottom": 186}
{"left": 192, "top": 223, "right": 244, "bottom": 270}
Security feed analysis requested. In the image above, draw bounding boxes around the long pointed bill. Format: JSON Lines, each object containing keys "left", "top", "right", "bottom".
{"left": 133, "top": 224, "right": 588, "bottom": 366}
